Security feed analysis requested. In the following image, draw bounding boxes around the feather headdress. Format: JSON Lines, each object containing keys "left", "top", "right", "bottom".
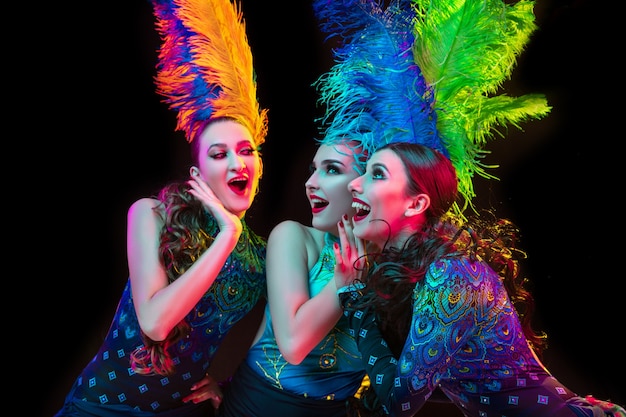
{"left": 313, "top": 0, "right": 551, "bottom": 214}
{"left": 413, "top": 0, "right": 551, "bottom": 212}
{"left": 313, "top": 0, "right": 443, "bottom": 175}
{"left": 150, "top": 0, "right": 268, "bottom": 145}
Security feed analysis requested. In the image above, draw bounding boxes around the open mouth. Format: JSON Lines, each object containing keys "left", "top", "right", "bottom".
{"left": 352, "top": 200, "right": 370, "bottom": 222}
{"left": 310, "top": 197, "right": 329, "bottom": 213}
{"left": 228, "top": 178, "right": 248, "bottom": 194}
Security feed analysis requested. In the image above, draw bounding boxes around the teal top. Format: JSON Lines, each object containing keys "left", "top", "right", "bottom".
{"left": 244, "top": 232, "right": 365, "bottom": 400}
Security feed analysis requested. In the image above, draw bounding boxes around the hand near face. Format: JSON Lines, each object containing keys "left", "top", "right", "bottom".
{"left": 333, "top": 215, "right": 368, "bottom": 288}
{"left": 187, "top": 174, "right": 242, "bottom": 235}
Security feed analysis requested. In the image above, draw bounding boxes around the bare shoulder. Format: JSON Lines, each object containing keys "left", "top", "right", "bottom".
{"left": 268, "top": 220, "right": 323, "bottom": 247}
{"left": 129, "top": 197, "right": 159, "bottom": 214}
{"left": 267, "top": 221, "right": 326, "bottom": 269}
{"left": 127, "top": 197, "right": 162, "bottom": 226}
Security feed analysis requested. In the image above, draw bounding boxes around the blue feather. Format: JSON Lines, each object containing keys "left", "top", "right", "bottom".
{"left": 313, "top": 0, "right": 550, "bottom": 214}
{"left": 313, "top": 0, "right": 446, "bottom": 175}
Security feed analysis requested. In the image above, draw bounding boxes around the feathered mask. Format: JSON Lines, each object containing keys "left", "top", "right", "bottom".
{"left": 150, "top": 0, "right": 268, "bottom": 146}
{"left": 313, "top": 0, "right": 551, "bottom": 214}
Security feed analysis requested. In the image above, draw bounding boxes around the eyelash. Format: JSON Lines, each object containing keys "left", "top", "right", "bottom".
{"left": 326, "top": 163, "right": 342, "bottom": 175}
{"left": 371, "top": 167, "right": 385, "bottom": 179}
{"left": 308, "top": 163, "right": 343, "bottom": 175}
{"left": 210, "top": 147, "right": 257, "bottom": 159}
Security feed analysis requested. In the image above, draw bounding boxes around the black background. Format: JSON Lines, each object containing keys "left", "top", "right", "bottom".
{"left": 37, "top": 0, "right": 622, "bottom": 415}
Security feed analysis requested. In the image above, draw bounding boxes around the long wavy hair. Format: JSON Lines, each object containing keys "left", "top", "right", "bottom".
{"left": 129, "top": 181, "right": 215, "bottom": 376}
{"left": 347, "top": 142, "right": 547, "bottom": 415}
{"left": 129, "top": 119, "right": 234, "bottom": 376}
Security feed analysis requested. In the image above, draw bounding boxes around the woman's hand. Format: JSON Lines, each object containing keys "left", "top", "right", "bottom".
{"left": 584, "top": 395, "right": 626, "bottom": 417}
{"left": 187, "top": 174, "right": 242, "bottom": 235}
{"left": 183, "top": 373, "right": 223, "bottom": 410}
{"left": 333, "top": 215, "right": 367, "bottom": 288}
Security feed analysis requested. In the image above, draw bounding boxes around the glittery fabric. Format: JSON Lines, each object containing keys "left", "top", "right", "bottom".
{"left": 348, "top": 256, "right": 601, "bottom": 417}
{"left": 55, "top": 218, "right": 266, "bottom": 415}
{"left": 231, "top": 233, "right": 365, "bottom": 407}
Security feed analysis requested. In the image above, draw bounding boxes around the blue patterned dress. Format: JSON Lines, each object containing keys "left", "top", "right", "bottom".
{"left": 55, "top": 218, "right": 266, "bottom": 416}
{"left": 348, "top": 256, "right": 613, "bottom": 417}
{"left": 218, "top": 232, "right": 366, "bottom": 417}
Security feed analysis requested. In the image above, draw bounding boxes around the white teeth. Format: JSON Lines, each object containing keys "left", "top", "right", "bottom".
{"left": 311, "top": 198, "right": 326, "bottom": 204}
{"left": 352, "top": 202, "right": 370, "bottom": 212}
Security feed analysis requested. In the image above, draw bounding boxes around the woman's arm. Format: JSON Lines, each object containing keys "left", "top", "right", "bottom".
{"left": 266, "top": 220, "right": 345, "bottom": 365}
{"left": 127, "top": 195, "right": 240, "bottom": 342}
{"left": 344, "top": 258, "right": 478, "bottom": 416}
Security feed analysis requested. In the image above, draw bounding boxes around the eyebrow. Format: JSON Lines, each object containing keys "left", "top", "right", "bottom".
{"left": 320, "top": 159, "right": 346, "bottom": 166}
{"left": 208, "top": 140, "right": 253, "bottom": 150}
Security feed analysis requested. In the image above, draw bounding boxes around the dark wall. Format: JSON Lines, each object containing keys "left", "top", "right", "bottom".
{"left": 39, "top": 1, "right": 622, "bottom": 415}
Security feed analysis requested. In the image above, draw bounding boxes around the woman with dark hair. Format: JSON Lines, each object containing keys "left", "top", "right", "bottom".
{"left": 336, "top": 142, "right": 626, "bottom": 417}
{"left": 217, "top": 141, "right": 369, "bottom": 417}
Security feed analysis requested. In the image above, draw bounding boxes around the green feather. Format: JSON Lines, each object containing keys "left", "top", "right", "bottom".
{"left": 412, "top": 0, "right": 551, "bottom": 213}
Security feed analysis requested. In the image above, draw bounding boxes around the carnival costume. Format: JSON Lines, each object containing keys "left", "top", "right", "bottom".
{"left": 313, "top": 0, "right": 549, "bottom": 214}
{"left": 314, "top": 0, "right": 626, "bottom": 416}
{"left": 55, "top": 0, "right": 268, "bottom": 415}
{"left": 219, "top": 233, "right": 365, "bottom": 417}
{"left": 58, "top": 219, "right": 265, "bottom": 416}
{"left": 345, "top": 254, "right": 623, "bottom": 416}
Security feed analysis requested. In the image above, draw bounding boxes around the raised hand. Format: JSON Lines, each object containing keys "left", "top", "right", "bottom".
{"left": 333, "top": 214, "right": 367, "bottom": 289}
{"left": 187, "top": 173, "right": 242, "bottom": 236}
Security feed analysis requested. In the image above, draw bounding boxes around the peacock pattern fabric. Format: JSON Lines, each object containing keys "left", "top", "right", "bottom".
{"left": 347, "top": 256, "right": 583, "bottom": 416}
{"left": 61, "top": 218, "right": 266, "bottom": 414}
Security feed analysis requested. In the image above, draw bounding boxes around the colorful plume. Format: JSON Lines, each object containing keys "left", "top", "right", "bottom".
{"left": 313, "top": 0, "right": 444, "bottom": 176}
{"left": 313, "top": 0, "right": 551, "bottom": 214}
{"left": 150, "top": 0, "right": 268, "bottom": 145}
{"left": 412, "top": 0, "right": 551, "bottom": 212}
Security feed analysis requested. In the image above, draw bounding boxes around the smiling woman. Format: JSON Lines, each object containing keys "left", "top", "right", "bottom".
{"left": 217, "top": 141, "right": 369, "bottom": 417}
{"left": 41, "top": 0, "right": 623, "bottom": 415}
{"left": 50, "top": 0, "right": 269, "bottom": 415}
{"left": 337, "top": 142, "right": 626, "bottom": 416}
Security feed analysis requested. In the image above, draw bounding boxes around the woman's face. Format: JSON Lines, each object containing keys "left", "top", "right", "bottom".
{"left": 305, "top": 143, "right": 361, "bottom": 235}
{"left": 349, "top": 148, "right": 416, "bottom": 248}
{"left": 194, "top": 119, "right": 262, "bottom": 217}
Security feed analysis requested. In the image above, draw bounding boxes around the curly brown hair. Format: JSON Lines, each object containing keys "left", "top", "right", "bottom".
{"left": 130, "top": 181, "right": 215, "bottom": 376}
{"left": 346, "top": 143, "right": 547, "bottom": 416}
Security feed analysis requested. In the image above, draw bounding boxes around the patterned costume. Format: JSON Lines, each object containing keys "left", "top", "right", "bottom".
{"left": 343, "top": 256, "right": 613, "bottom": 416}
{"left": 316, "top": 1, "right": 625, "bottom": 416}
{"left": 218, "top": 233, "right": 365, "bottom": 417}
{"left": 56, "top": 0, "right": 269, "bottom": 411}
{"left": 56, "top": 218, "right": 266, "bottom": 415}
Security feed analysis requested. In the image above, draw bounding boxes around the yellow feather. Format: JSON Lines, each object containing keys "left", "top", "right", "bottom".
{"left": 152, "top": 0, "right": 267, "bottom": 145}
